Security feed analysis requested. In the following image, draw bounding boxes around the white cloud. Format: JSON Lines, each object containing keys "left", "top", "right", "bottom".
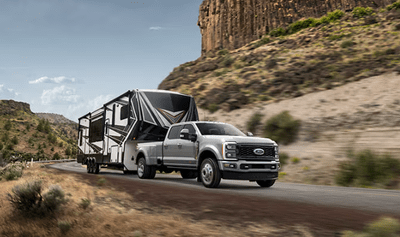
{"left": 149, "top": 26, "right": 164, "bottom": 30}
{"left": 41, "top": 85, "right": 80, "bottom": 105}
{"left": 29, "top": 76, "right": 78, "bottom": 84}
{"left": 66, "top": 94, "right": 114, "bottom": 121}
{"left": 0, "top": 84, "right": 19, "bottom": 98}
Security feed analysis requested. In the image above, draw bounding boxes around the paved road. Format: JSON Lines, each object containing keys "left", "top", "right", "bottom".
{"left": 50, "top": 162, "right": 400, "bottom": 215}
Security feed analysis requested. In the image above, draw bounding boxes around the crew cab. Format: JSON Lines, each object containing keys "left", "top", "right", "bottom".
{"left": 136, "top": 121, "right": 280, "bottom": 188}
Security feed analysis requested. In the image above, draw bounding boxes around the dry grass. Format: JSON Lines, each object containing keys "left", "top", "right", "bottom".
{"left": 0, "top": 164, "right": 314, "bottom": 237}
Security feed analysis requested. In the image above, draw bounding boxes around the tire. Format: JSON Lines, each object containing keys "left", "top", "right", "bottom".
{"left": 137, "top": 157, "right": 156, "bottom": 179}
{"left": 86, "top": 159, "right": 91, "bottom": 173}
{"left": 256, "top": 180, "right": 275, "bottom": 188}
{"left": 180, "top": 170, "right": 197, "bottom": 179}
{"left": 94, "top": 163, "right": 100, "bottom": 174}
{"left": 200, "top": 158, "right": 221, "bottom": 188}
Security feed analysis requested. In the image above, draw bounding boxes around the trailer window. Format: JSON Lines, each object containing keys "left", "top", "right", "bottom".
{"left": 120, "top": 105, "right": 129, "bottom": 120}
{"left": 89, "top": 118, "right": 104, "bottom": 142}
{"left": 167, "top": 125, "right": 183, "bottom": 139}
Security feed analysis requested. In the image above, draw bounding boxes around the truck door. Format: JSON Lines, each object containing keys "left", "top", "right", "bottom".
{"left": 162, "top": 125, "right": 183, "bottom": 166}
{"left": 178, "top": 124, "right": 197, "bottom": 168}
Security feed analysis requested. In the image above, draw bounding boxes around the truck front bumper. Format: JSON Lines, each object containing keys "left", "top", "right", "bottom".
{"left": 218, "top": 160, "right": 280, "bottom": 181}
{"left": 222, "top": 171, "right": 278, "bottom": 180}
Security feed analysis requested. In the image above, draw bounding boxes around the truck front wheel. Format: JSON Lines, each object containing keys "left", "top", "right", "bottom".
{"left": 137, "top": 157, "right": 156, "bottom": 179}
{"left": 200, "top": 158, "right": 221, "bottom": 188}
{"left": 256, "top": 180, "right": 275, "bottom": 188}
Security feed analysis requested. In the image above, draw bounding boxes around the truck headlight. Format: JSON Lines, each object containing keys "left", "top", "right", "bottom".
{"left": 224, "top": 142, "right": 237, "bottom": 159}
{"left": 274, "top": 145, "right": 279, "bottom": 160}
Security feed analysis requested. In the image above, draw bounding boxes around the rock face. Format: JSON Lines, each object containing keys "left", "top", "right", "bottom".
{"left": 198, "top": 0, "right": 395, "bottom": 54}
{"left": 0, "top": 100, "right": 33, "bottom": 116}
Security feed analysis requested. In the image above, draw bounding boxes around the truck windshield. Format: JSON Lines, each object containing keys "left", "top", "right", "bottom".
{"left": 195, "top": 123, "right": 245, "bottom": 136}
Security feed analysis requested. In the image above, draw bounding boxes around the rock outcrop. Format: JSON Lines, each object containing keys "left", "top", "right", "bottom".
{"left": 0, "top": 100, "right": 33, "bottom": 116}
{"left": 198, "top": 0, "right": 395, "bottom": 54}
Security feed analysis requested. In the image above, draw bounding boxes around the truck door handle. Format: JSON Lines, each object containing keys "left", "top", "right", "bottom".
{"left": 177, "top": 143, "right": 182, "bottom": 148}
{"left": 164, "top": 144, "right": 168, "bottom": 149}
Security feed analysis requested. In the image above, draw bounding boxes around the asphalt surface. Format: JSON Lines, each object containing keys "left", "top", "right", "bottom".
{"left": 50, "top": 162, "right": 400, "bottom": 215}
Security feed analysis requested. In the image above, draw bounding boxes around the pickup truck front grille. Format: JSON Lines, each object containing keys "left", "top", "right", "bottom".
{"left": 237, "top": 144, "right": 275, "bottom": 161}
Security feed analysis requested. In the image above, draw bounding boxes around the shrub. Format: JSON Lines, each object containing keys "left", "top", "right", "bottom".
{"left": 287, "top": 18, "right": 316, "bottom": 34}
{"left": 218, "top": 49, "right": 229, "bottom": 56}
{"left": 4, "top": 119, "right": 12, "bottom": 131}
{"left": 263, "top": 111, "right": 301, "bottom": 145}
{"left": 0, "top": 142, "right": 3, "bottom": 151}
{"left": 341, "top": 40, "right": 354, "bottom": 48}
{"left": 336, "top": 150, "right": 400, "bottom": 187}
{"left": 246, "top": 112, "right": 264, "bottom": 133}
{"left": 253, "top": 36, "right": 271, "bottom": 48}
{"left": 279, "top": 152, "right": 290, "bottom": 167}
{"left": 65, "top": 147, "right": 71, "bottom": 156}
{"left": 42, "top": 185, "right": 67, "bottom": 213}
{"left": 291, "top": 157, "right": 300, "bottom": 164}
{"left": 327, "top": 9, "right": 345, "bottom": 21}
{"left": 97, "top": 177, "right": 106, "bottom": 186}
{"left": 48, "top": 133, "right": 57, "bottom": 144}
{"left": 352, "top": 7, "right": 374, "bottom": 18}
{"left": 387, "top": 0, "right": 400, "bottom": 11}
{"left": 58, "top": 221, "right": 71, "bottom": 234}
{"left": 11, "top": 135, "right": 18, "bottom": 145}
{"left": 1, "top": 163, "right": 24, "bottom": 181}
{"left": 79, "top": 198, "right": 91, "bottom": 210}
{"left": 365, "top": 217, "right": 400, "bottom": 236}
{"left": 53, "top": 152, "right": 61, "bottom": 160}
{"left": 8, "top": 180, "right": 43, "bottom": 214}
{"left": 25, "top": 123, "right": 30, "bottom": 131}
{"left": 207, "top": 103, "right": 219, "bottom": 113}
{"left": 8, "top": 180, "right": 67, "bottom": 217}
{"left": 221, "top": 55, "right": 234, "bottom": 67}
{"left": 2, "top": 132, "right": 9, "bottom": 143}
{"left": 269, "top": 27, "right": 286, "bottom": 37}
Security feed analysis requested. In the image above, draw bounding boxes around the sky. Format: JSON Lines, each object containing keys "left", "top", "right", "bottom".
{"left": 0, "top": 0, "right": 203, "bottom": 121}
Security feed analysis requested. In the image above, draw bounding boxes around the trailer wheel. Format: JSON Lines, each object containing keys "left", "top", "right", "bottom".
{"left": 200, "top": 158, "right": 221, "bottom": 188}
{"left": 86, "top": 159, "right": 91, "bottom": 173}
{"left": 137, "top": 157, "right": 156, "bottom": 179}
{"left": 256, "top": 180, "right": 275, "bottom": 188}
{"left": 94, "top": 163, "right": 100, "bottom": 174}
{"left": 180, "top": 170, "right": 197, "bottom": 179}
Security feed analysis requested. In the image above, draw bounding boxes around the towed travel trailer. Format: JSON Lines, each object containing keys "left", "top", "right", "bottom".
{"left": 77, "top": 89, "right": 199, "bottom": 174}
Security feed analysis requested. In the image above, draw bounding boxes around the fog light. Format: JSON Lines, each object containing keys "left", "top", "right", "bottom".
{"left": 271, "top": 165, "right": 276, "bottom": 169}
{"left": 229, "top": 164, "right": 236, "bottom": 168}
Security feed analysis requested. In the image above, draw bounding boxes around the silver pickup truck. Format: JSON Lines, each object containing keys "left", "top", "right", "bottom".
{"left": 136, "top": 121, "right": 280, "bottom": 188}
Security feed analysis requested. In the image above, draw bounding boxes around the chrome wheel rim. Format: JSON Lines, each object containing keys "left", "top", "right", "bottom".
{"left": 138, "top": 160, "right": 144, "bottom": 177}
{"left": 201, "top": 163, "right": 213, "bottom": 184}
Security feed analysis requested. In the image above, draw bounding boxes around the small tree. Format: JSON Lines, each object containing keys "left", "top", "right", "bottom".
{"left": 53, "top": 152, "right": 61, "bottom": 160}
{"left": 4, "top": 120, "right": 12, "bottom": 131}
{"left": 11, "top": 135, "right": 18, "bottom": 145}
{"left": 263, "top": 111, "right": 301, "bottom": 145}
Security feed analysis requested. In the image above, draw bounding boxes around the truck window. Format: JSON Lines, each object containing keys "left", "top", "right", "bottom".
{"left": 89, "top": 118, "right": 104, "bottom": 142}
{"left": 120, "top": 105, "right": 129, "bottom": 120}
{"left": 167, "top": 125, "right": 183, "bottom": 139}
{"left": 195, "top": 123, "right": 245, "bottom": 136}
{"left": 183, "top": 124, "right": 196, "bottom": 134}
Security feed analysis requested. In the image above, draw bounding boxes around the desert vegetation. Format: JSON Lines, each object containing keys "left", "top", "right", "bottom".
{"left": 263, "top": 111, "right": 301, "bottom": 145}
{"left": 335, "top": 150, "right": 400, "bottom": 188}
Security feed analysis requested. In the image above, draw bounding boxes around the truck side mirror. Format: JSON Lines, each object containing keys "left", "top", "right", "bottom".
{"left": 189, "top": 133, "right": 197, "bottom": 142}
{"left": 247, "top": 132, "right": 253, "bottom": 137}
{"left": 180, "top": 129, "right": 189, "bottom": 139}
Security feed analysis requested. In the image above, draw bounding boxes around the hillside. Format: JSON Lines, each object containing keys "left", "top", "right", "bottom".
{"left": 159, "top": 4, "right": 400, "bottom": 113}
{"left": 0, "top": 100, "right": 77, "bottom": 164}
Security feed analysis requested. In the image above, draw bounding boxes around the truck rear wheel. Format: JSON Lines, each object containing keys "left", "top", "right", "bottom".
{"left": 200, "top": 158, "right": 221, "bottom": 188}
{"left": 256, "top": 180, "right": 275, "bottom": 188}
{"left": 180, "top": 170, "right": 197, "bottom": 179}
{"left": 137, "top": 157, "right": 156, "bottom": 179}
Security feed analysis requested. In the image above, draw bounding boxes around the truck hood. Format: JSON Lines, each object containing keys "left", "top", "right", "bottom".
{"left": 202, "top": 135, "right": 276, "bottom": 146}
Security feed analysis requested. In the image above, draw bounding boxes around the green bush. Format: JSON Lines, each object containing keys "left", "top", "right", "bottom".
{"left": 4, "top": 120, "right": 12, "bottom": 131}
{"left": 365, "top": 217, "right": 400, "bottom": 237}
{"left": 269, "top": 27, "right": 286, "bottom": 37}
{"left": 0, "top": 142, "right": 3, "bottom": 151}
{"left": 2, "top": 132, "right": 9, "bottom": 143}
{"left": 25, "top": 123, "right": 30, "bottom": 131}
{"left": 263, "top": 111, "right": 301, "bottom": 145}
{"left": 221, "top": 55, "right": 234, "bottom": 67}
{"left": 327, "top": 9, "right": 345, "bottom": 21}
{"left": 352, "top": 7, "right": 374, "bottom": 18}
{"left": 1, "top": 164, "right": 24, "bottom": 181}
{"left": 97, "top": 177, "right": 106, "bottom": 186}
{"left": 218, "top": 49, "right": 229, "bottom": 56}
{"left": 11, "top": 135, "right": 18, "bottom": 145}
{"left": 53, "top": 152, "right": 61, "bottom": 160}
{"left": 253, "top": 36, "right": 271, "bottom": 48}
{"left": 341, "top": 40, "right": 354, "bottom": 48}
{"left": 287, "top": 18, "right": 316, "bottom": 34}
{"left": 246, "top": 112, "right": 264, "bottom": 133}
{"left": 336, "top": 150, "right": 400, "bottom": 187}
{"left": 279, "top": 152, "right": 290, "bottom": 167}
{"left": 207, "top": 103, "right": 219, "bottom": 113}
{"left": 48, "top": 133, "right": 57, "bottom": 144}
{"left": 291, "top": 157, "right": 300, "bottom": 164}
{"left": 58, "top": 221, "right": 71, "bottom": 234}
{"left": 8, "top": 180, "right": 67, "bottom": 217}
{"left": 79, "top": 198, "right": 91, "bottom": 210}
{"left": 387, "top": 0, "right": 400, "bottom": 11}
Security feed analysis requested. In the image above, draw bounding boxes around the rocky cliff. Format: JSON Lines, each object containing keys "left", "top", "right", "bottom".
{"left": 198, "top": 0, "right": 395, "bottom": 54}
{"left": 0, "top": 100, "right": 33, "bottom": 116}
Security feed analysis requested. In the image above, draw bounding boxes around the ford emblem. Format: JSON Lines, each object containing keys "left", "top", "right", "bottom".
{"left": 253, "top": 148, "right": 264, "bottom": 156}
